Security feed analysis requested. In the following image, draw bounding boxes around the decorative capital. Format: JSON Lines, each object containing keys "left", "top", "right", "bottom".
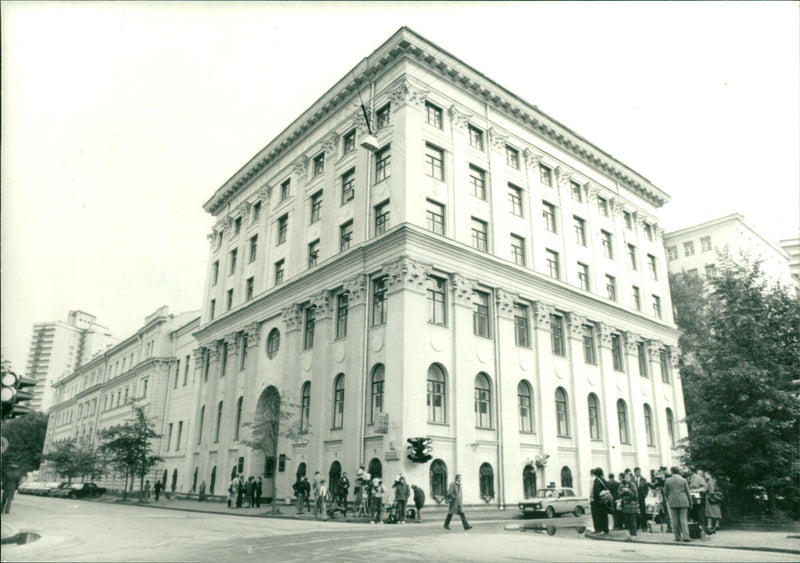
{"left": 192, "top": 348, "right": 205, "bottom": 363}
{"left": 556, "top": 165, "right": 574, "bottom": 187}
{"left": 597, "top": 323, "right": 613, "bottom": 348}
{"left": 206, "top": 231, "right": 217, "bottom": 247}
{"left": 624, "top": 332, "right": 640, "bottom": 354}
{"left": 647, "top": 339, "right": 663, "bottom": 359}
{"left": 207, "top": 343, "right": 220, "bottom": 362}
{"left": 343, "top": 274, "right": 368, "bottom": 306}
{"left": 243, "top": 322, "right": 260, "bottom": 346}
{"left": 655, "top": 225, "right": 665, "bottom": 241}
{"left": 612, "top": 199, "right": 626, "bottom": 218}
{"left": 351, "top": 107, "right": 372, "bottom": 134}
{"left": 385, "top": 256, "right": 430, "bottom": 293}
{"left": 524, "top": 147, "right": 544, "bottom": 169}
{"left": 489, "top": 128, "right": 508, "bottom": 151}
{"left": 310, "top": 291, "right": 333, "bottom": 320}
{"left": 388, "top": 78, "right": 429, "bottom": 110}
{"left": 450, "top": 273, "right": 476, "bottom": 306}
{"left": 449, "top": 105, "right": 470, "bottom": 130}
{"left": 281, "top": 304, "right": 302, "bottom": 333}
{"left": 587, "top": 185, "right": 600, "bottom": 203}
{"left": 668, "top": 346, "right": 680, "bottom": 368}
{"left": 224, "top": 216, "right": 234, "bottom": 230}
{"left": 237, "top": 200, "right": 252, "bottom": 219}
{"left": 321, "top": 132, "right": 339, "bottom": 156}
{"left": 224, "top": 332, "right": 240, "bottom": 354}
{"left": 534, "top": 301, "right": 555, "bottom": 326}
{"left": 567, "top": 313, "right": 587, "bottom": 338}
{"left": 292, "top": 155, "right": 309, "bottom": 178}
{"left": 635, "top": 214, "right": 648, "bottom": 230}
{"left": 495, "top": 289, "right": 517, "bottom": 319}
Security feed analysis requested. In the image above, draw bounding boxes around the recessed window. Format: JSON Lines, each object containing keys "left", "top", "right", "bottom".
{"left": 375, "top": 103, "right": 391, "bottom": 129}
{"left": 601, "top": 230, "right": 614, "bottom": 259}
{"left": 583, "top": 324, "right": 596, "bottom": 364}
{"left": 606, "top": 275, "right": 617, "bottom": 301}
{"left": 643, "top": 222, "right": 654, "bottom": 241}
{"left": 334, "top": 293, "right": 348, "bottom": 339}
{"left": 597, "top": 196, "right": 609, "bottom": 217}
{"left": 470, "top": 165, "right": 487, "bottom": 200}
{"left": 647, "top": 254, "right": 658, "bottom": 280}
{"left": 666, "top": 408, "right": 675, "bottom": 447}
{"left": 617, "top": 399, "right": 630, "bottom": 444}
{"left": 310, "top": 192, "right": 322, "bottom": 224}
{"left": 468, "top": 125, "right": 484, "bottom": 151}
{"left": 660, "top": 349, "right": 671, "bottom": 383}
{"left": 229, "top": 249, "right": 237, "bottom": 275}
{"left": 370, "top": 365, "right": 384, "bottom": 423}
{"left": 570, "top": 180, "right": 582, "bottom": 202}
{"left": 623, "top": 211, "right": 633, "bottom": 230}
{"left": 472, "top": 291, "right": 491, "bottom": 338}
{"left": 299, "top": 382, "right": 310, "bottom": 433}
{"left": 426, "top": 199, "right": 445, "bottom": 235}
{"left": 375, "top": 145, "right": 391, "bottom": 182}
{"left": 280, "top": 179, "right": 291, "bottom": 201}
{"left": 425, "top": 143, "right": 444, "bottom": 180}
{"left": 427, "top": 364, "right": 446, "bottom": 423}
{"left": 632, "top": 286, "right": 641, "bottom": 311}
{"left": 341, "top": 169, "right": 355, "bottom": 204}
{"left": 555, "top": 387, "right": 569, "bottom": 437}
{"left": 249, "top": 235, "right": 258, "bottom": 263}
{"left": 307, "top": 240, "right": 320, "bottom": 268}
{"left": 212, "top": 261, "right": 219, "bottom": 286}
{"left": 543, "top": 201, "right": 557, "bottom": 233}
{"left": 611, "top": 334, "right": 624, "bottom": 371}
{"left": 505, "top": 145, "right": 519, "bottom": 169}
{"left": 705, "top": 263, "right": 717, "bottom": 278}
{"left": 644, "top": 404, "right": 655, "bottom": 446}
{"left": 340, "top": 221, "right": 353, "bottom": 252}
{"left": 245, "top": 277, "right": 254, "bottom": 301}
{"left": 375, "top": 200, "right": 390, "bottom": 235}
{"left": 372, "top": 276, "right": 387, "bottom": 327}
{"left": 425, "top": 101, "right": 443, "bottom": 128}
{"left": 342, "top": 129, "right": 356, "bottom": 154}
{"left": 628, "top": 244, "right": 638, "bottom": 270}
{"left": 471, "top": 218, "right": 488, "bottom": 252}
{"left": 226, "top": 289, "right": 233, "bottom": 311}
{"left": 510, "top": 235, "right": 526, "bottom": 266}
{"left": 652, "top": 295, "right": 662, "bottom": 318}
{"left": 277, "top": 215, "right": 288, "bottom": 245}
{"left": 508, "top": 184, "right": 523, "bottom": 216}
{"left": 266, "top": 328, "right": 280, "bottom": 359}
{"left": 332, "top": 374, "right": 345, "bottom": 429}
{"left": 577, "top": 262, "right": 590, "bottom": 291}
{"left": 539, "top": 164, "right": 552, "bottom": 187}
{"left": 427, "top": 276, "right": 447, "bottom": 326}
{"left": 588, "top": 393, "right": 601, "bottom": 440}
{"left": 274, "top": 260, "right": 285, "bottom": 285}
{"left": 518, "top": 380, "right": 534, "bottom": 433}
{"left": 303, "top": 306, "right": 316, "bottom": 350}
{"left": 234, "top": 216, "right": 242, "bottom": 236}
{"left": 474, "top": 373, "right": 492, "bottom": 428}
{"left": 514, "top": 304, "right": 530, "bottom": 348}
{"left": 701, "top": 236, "right": 712, "bottom": 252}
{"left": 546, "top": 249, "right": 560, "bottom": 279}
{"left": 550, "top": 313, "right": 565, "bottom": 356}
{"left": 573, "top": 216, "right": 586, "bottom": 246}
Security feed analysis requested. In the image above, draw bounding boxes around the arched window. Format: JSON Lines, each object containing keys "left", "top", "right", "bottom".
{"left": 430, "top": 459, "right": 447, "bottom": 502}
{"left": 560, "top": 466, "right": 573, "bottom": 488}
{"left": 474, "top": 372, "right": 492, "bottom": 428}
{"left": 234, "top": 396, "right": 243, "bottom": 440}
{"left": 296, "top": 462, "right": 307, "bottom": 478}
{"left": 210, "top": 466, "right": 217, "bottom": 494}
{"left": 555, "top": 387, "right": 569, "bottom": 436}
{"left": 329, "top": 461, "right": 342, "bottom": 489}
{"left": 192, "top": 467, "right": 198, "bottom": 492}
{"left": 215, "top": 401, "right": 224, "bottom": 443}
{"left": 300, "top": 382, "right": 311, "bottom": 433}
{"left": 266, "top": 328, "right": 280, "bottom": 359}
{"left": 332, "top": 374, "right": 345, "bottom": 429}
{"left": 666, "top": 408, "right": 675, "bottom": 448}
{"left": 197, "top": 405, "right": 205, "bottom": 444}
{"left": 518, "top": 380, "right": 533, "bottom": 433}
{"left": 427, "top": 364, "right": 446, "bottom": 423}
{"left": 644, "top": 403, "right": 654, "bottom": 446}
{"left": 162, "top": 469, "right": 168, "bottom": 488}
{"left": 368, "top": 457, "right": 382, "bottom": 480}
{"left": 370, "top": 364, "right": 385, "bottom": 423}
{"left": 588, "top": 393, "right": 601, "bottom": 440}
{"left": 171, "top": 468, "right": 178, "bottom": 491}
{"left": 523, "top": 464, "right": 537, "bottom": 499}
{"left": 617, "top": 399, "right": 630, "bottom": 444}
{"left": 231, "top": 465, "right": 238, "bottom": 479}
{"left": 479, "top": 463, "right": 494, "bottom": 502}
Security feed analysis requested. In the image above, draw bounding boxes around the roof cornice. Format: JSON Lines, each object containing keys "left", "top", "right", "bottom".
{"left": 204, "top": 27, "right": 669, "bottom": 216}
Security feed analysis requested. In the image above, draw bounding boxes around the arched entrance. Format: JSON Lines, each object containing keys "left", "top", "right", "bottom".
{"left": 171, "top": 469, "right": 178, "bottom": 492}
{"left": 253, "top": 385, "right": 281, "bottom": 500}
{"left": 523, "top": 464, "right": 537, "bottom": 499}
{"left": 368, "top": 458, "right": 382, "bottom": 480}
{"left": 329, "top": 461, "right": 342, "bottom": 490}
{"left": 162, "top": 469, "right": 168, "bottom": 488}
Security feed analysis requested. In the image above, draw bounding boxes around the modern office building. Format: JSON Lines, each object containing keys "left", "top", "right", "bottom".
{"left": 185, "top": 27, "right": 684, "bottom": 508}
{"left": 664, "top": 214, "right": 793, "bottom": 287}
{"left": 25, "top": 311, "right": 117, "bottom": 412}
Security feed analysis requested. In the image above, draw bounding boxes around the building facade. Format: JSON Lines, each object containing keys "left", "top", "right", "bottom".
{"left": 664, "top": 214, "right": 794, "bottom": 286}
{"left": 780, "top": 237, "right": 800, "bottom": 286}
{"left": 184, "top": 28, "right": 684, "bottom": 508}
{"left": 25, "top": 310, "right": 117, "bottom": 412}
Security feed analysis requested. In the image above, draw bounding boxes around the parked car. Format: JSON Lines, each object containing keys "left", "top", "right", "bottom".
{"left": 49, "top": 482, "right": 106, "bottom": 499}
{"left": 518, "top": 487, "right": 589, "bottom": 518}
{"left": 39, "top": 482, "right": 69, "bottom": 496}
{"left": 17, "top": 482, "right": 48, "bottom": 495}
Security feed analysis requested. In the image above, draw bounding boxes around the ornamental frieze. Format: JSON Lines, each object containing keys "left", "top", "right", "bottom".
{"left": 448, "top": 105, "right": 470, "bottom": 130}
{"left": 587, "top": 185, "right": 600, "bottom": 204}
{"left": 534, "top": 301, "right": 555, "bottom": 326}
{"left": 647, "top": 339, "right": 663, "bottom": 359}
{"left": 281, "top": 304, "right": 302, "bottom": 332}
{"left": 388, "top": 79, "right": 429, "bottom": 109}
{"left": 524, "top": 147, "right": 544, "bottom": 169}
{"left": 292, "top": 155, "right": 309, "bottom": 178}
{"left": 192, "top": 348, "right": 205, "bottom": 363}
{"left": 236, "top": 201, "right": 252, "bottom": 220}
{"left": 243, "top": 322, "right": 260, "bottom": 346}
{"left": 207, "top": 344, "right": 220, "bottom": 362}
{"left": 224, "top": 332, "right": 240, "bottom": 355}
{"left": 495, "top": 289, "right": 517, "bottom": 318}
{"left": 343, "top": 274, "right": 368, "bottom": 306}
{"left": 612, "top": 199, "right": 626, "bottom": 218}
{"left": 321, "top": 132, "right": 340, "bottom": 156}
{"left": 556, "top": 165, "right": 574, "bottom": 187}
{"left": 310, "top": 291, "right": 333, "bottom": 320}
{"left": 450, "top": 273, "right": 476, "bottom": 306}
{"left": 624, "top": 332, "right": 640, "bottom": 354}
{"left": 567, "top": 313, "right": 587, "bottom": 338}
{"left": 351, "top": 107, "right": 372, "bottom": 134}
{"left": 488, "top": 128, "right": 508, "bottom": 151}
{"left": 385, "top": 256, "right": 430, "bottom": 292}
{"left": 596, "top": 322, "right": 613, "bottom": 348}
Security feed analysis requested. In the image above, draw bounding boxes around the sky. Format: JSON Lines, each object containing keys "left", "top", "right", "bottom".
{"left": 2, "top": 1, "right": 798, "bottom": 371}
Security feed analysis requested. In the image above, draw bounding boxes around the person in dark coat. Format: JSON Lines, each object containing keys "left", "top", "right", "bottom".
{"left": 255, "top": 477, "right": 263, "bottom": 508}
{"left": 704, "top": 471, "right": 722, "bottom": 534}
{"left": 1, "top": 464, "right": 21, "bottom": 514}
{"left": 443, "top": 474, "right": 472, "bottom": 530}
{"left": 244, "top": 477, "right": 255, "bottom": 508}
{"left": 411, "top": 484, "right": 425, "bottom": 522}
{"left": 606, "top": 473, "right": 621, "bottom": 529}
{"left": 294, "top": 475, "right": 309, "bottom": 515}
{"left": 198, "top": 480, "right": 206, "bottom": 502}
{"left": 663, "top": 466, "right": 692, "bottom": 542}
{"left": 633, "top": 467, "right": 649, "bottom": 530}
{"left": 590, "top": 467, "right": 610, "bottom": 534}
{"left": 338, "top": 473, "right": 350, "bottom": 513}
{"left": 618, "top": 473, "right": 640, "bottom": 541}
{"left": 394, "top": 477, "right": 410, "bottom": 524}
{"left": 236, "top": 475, "right": 244, "bottom": 508}
{"left": 153, "top": 480, "right": 162, "bottom": 502}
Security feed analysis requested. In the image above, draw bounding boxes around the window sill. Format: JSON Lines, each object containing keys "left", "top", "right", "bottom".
{"left": 475, "top": 426, "right": 495, "bottom": 431}
{"left": 427, "top": 421, "right": 449, "bottom": 426}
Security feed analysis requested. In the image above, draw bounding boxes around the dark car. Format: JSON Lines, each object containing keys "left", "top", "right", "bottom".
{"left": 49, "top": 482, "right": 106, "bottom": 499}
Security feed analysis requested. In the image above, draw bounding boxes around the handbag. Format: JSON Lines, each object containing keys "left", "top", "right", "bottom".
{"left": 598, "top": 479, "right": 614, "bottom": 510}
{"left": 709, "top": 490, "right": 724, "bottom": 503}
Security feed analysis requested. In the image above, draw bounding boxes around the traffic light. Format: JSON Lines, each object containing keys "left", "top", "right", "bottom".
{"left": 406, "top": 437, "right": 432, "bottom": 463}
{"left": 1, "top": 368, "right": 34, "bottom": 420}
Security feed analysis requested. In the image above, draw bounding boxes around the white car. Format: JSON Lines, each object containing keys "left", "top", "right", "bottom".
{"left": 518, "top": 487, "right": 589, "bottom": 518}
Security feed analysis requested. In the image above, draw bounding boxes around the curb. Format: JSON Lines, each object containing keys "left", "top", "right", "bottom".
{"left": 585, "top": 530, "right": 800, "bottom": 555}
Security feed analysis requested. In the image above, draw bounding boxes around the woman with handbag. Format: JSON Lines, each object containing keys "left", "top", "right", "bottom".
{"left": 590, "top": 468, "right": 610, "bottom": 535}
{"left": 704, "top": 471, "right": 723, "bottom": 534}
{"left": 618, "top": 473, "right": 640, "bottom": 541}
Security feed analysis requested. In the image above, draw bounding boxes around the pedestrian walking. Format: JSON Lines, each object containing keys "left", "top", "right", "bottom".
{"left": 1, "top": 464, "right": 21, "bottom": 515}
{"left": 590, "top": 467, "right": 611, "bottom": 534}
{"left": 704, "top": 471, "right": 722, "bottom": 534}
{"left": 619, "top": 473, "right": 640, "bottom": 541}
{"left": 255, "top": 477, "right": 263, "bottom": 508}
{"left": 394, "top": 476, "right": 410, "bottom": 524}
{"left": 154, "top": 480, "right": 162, "bottom": 502}
{"left": 663, "top": 466, "right": 692, "bottom": 542}
{"left": 442, "top": 474, "right": 471, "bottom": 530}
{"left": 198, "top": 480, "right": 206, "bottom": 502}
{"left": 411, "top": 484, "right": 425, "bottom": 522}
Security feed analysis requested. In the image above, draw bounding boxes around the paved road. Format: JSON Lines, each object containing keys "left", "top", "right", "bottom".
{"left": 3, "top": 495, "right": 797, "bottom": 562}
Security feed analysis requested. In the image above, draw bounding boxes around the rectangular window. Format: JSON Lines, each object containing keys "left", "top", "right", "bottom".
{"left": 274, "top": 260, "right": 285, "bottom": 285}
{"left": 667, "top": 246, "right": 678, "bottom": 261}
{"left": 310, "top": 191, "right": 322, "bottom": 224}
{"left": 573, "top": 216, "right": 586, "bottom": 246}
{"left": 514, "top": 304, "right": 530, "bottom": 348}
{"left": 336, "top": 293, "right": 348, "bottom": 339}
{"left": 643, "top": 222, "right": 654, "bottom": 241}
{"left": 220, "top": 343, "right": 227, "bottom": 377}
{"left": 229, "top": 249, "right": 237, "bottom": 275}
{"left": 583, "top": 324, "right": 596, "bottom": 364}
{"left": 280, "top": 179, "right": 291, "bottom": 201}
{"left": 426, "top": 199, "right": 445, "bottom": 235}
{"left": 578, "top": 262, "right": 590, "bottom": 291}
{"left": 471, "top": 218, "right": 488, "bottom": 251}
{"left": 638, "top": 341, "right": 648, "bottom": 378}
{"left": 341, "top": 169, "right": 355, "bottom": 204}
{"left": 660, "top": 349, "right": 671, "bottom": 383}
{"left": 506, "top": 145, "right": 519, "bottom": 168}
{"left": 701, "top": 236, "right": 712, "bottom": 252}
{"left": 249, "top": 235, "right": 258, "bottom": 263}
{"left": 253, "top": 201, "right": 262, "bottom": 222}
{"left": 473, "top": 291, "right": 491, "bottom": 338}
{"left": 652, "top": 295, "right": 662, "bottom": 318}
{"left": 508, "top": 184, "right": 523, "bottom": 216}
{"left": 246, "top": 277, "right": 254, "bottom": 301}
{"left": 212, "top": 261, "right": 219, "bottom": 286}
{"left": 209, "top": 299, "right": 215, "bottom": 320}
{"left": 648, "top": 254, "right": 658, "bottom": 280}
{"left": 343, "top": 129, "right": 356, "bottom": 153}
{"left": 425, "top": 143, "right": 445, "bottom": 180}
{"left": 167, "top": 423, "right": 173, "bottom": 451}
{"left": 307, "top": 239, "right": 320, "bottom": 268}
{"left": 427, "top": 276, "right": 447, "bottom": 326}
{"left": 226, "top": 288, "right": 234, "bottom": 311}
{"left": 539, "top": 164, "right": 552, "bottom": 187}
{"left": 601, "top": 230, "right": 614, "bottom": 259}
{"left": 313, "top": 152, "right": 325, "bottom": 177}
{"left": 597, "top": 196, "right": 609, "bottom": 217}
{"left": 425, "top": 101, "right": 443, "bottom": 128}
{"left": 303, "top": 306, "right": 316, "bottom": 350}
{"left": 174, "top": 360, "right": 180, "bottom": 388}
{"left": 684, "top": 240, "right": 695, "bottom": 257}
{"left": 705, "top": 263, "right": 717, "bottom": 277}
{"left": 606, "top": 275, "right": 617, "bottom": 301}
{"left": 234, "top": 216, "right": 242, "bottom": 235}
{"left": 550, "top": 314, "right": 565, "bottom": 356}
{"left": 543, "top": 201, "right": 557, "bottom": 232}
{"left": 570, "top": 180, "right": 582, "bottom": 202}
{"left": 628, "top": 244, "right": 638, "bottom": 270}
{"left": 546, "top": 249, "right": 560, "bottom": 279}
{"left": 468, "top": 125, "right": 484, "bottom": 150}
{"left": 510, "top": 235, "right": 526, "bottom": 266}
{"left": 277, "top": 215, "right": 288, "bottom": 245}
{"left": 340, "top": 220, "right": 353, "bottom": 252}
{"left": 184, "top": 355, "right": 190, "bottom": 386}
{"left": 623, "top": 210, "right": 633, "bottom": 230}
{"left": 469, "top": 165, "right": 487, "bottom": 200}
{"left": 632, "top": 286, "right": 641, "bottom": 311}
{"left": 375, "top": 200, "right": 390, "bottom": 235}
{"left": 375, "top": 145, "right": 391, "bottom": 182}
{"left": 176, "top": 421, "right": 183, "bottom": 451}
{"left": 375, "top": 103, "right": 391, "bottom": 129}
{"left": 372, "top": 276, "right": 387, "bottom": 326}
{"left": 611, "top": 334, "right": 624, "bottom": 371}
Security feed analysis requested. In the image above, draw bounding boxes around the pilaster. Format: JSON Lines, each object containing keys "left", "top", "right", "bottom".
{"left": 596, "top": 323, "right": 622, "bottom": 472}
{"left": 532, "top": 301, "right": 557, "bottom": 487}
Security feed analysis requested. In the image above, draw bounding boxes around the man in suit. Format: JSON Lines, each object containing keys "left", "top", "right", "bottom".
{"left": 443, "top": 474, "right": 472, "bottom": 530}
{"left": 633, "top": 467, "right": 649, "bottom": 530}
{"left": 606, "top": 473, "right": 622, "bottom": 529}
{"left": 663, "top": 466, "right": 692, "bottom": 542}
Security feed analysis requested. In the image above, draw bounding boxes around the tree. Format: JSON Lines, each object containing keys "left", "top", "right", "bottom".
{"left": 98, "top": 405, "right": 162, "bottom": 501}
{"left": 42, "top": 438, "right": 104, "bottom": 483}
{"left": 1, "top": 411, "right": 49, "bottom": 474}
{"left": 674, "top": 257, "right": 800, "bottom": 518}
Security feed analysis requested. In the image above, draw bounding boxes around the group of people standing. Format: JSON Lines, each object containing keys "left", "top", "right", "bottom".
{"left": 226, "top": 475, "right": 263, "bottom": 509}
{"left": 590, "top": 466, "right": 723, "bottom": 542}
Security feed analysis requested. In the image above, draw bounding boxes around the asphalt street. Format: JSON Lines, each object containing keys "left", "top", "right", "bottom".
{"left": 3, "top": 495, "right": 798, "bottom": 562}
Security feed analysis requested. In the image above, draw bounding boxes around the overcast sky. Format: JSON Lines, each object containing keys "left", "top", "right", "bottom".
{"left": 2, "top": 2, "right": 798, "bottom": 371}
